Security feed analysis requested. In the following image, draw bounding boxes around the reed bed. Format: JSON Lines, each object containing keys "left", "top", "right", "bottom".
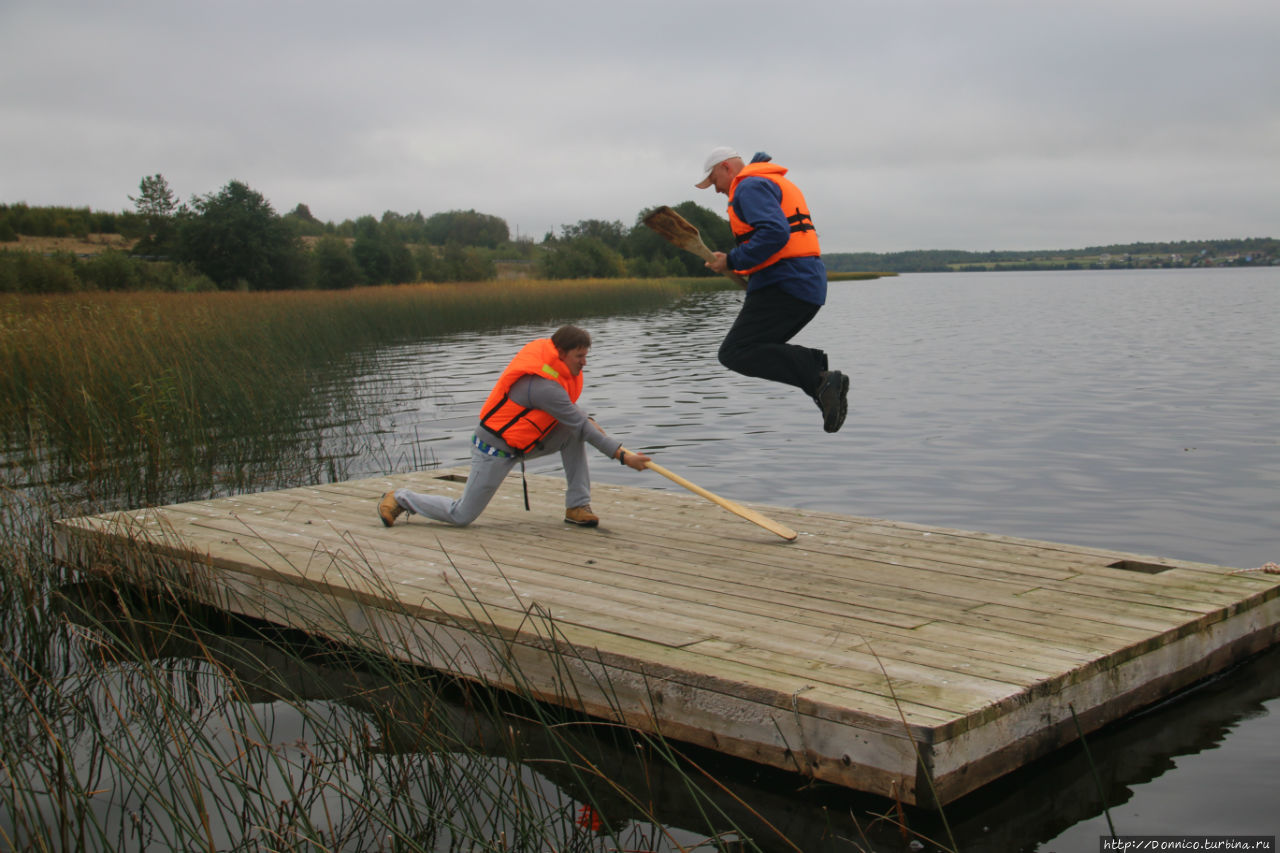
{"left": 0, "top": 275, "right": 955, "bottom": 851}
{"left": 3, "top": 503, "right": 776, "bottom": 851}
{"left": 2, "top": 275, "right": 801, "bottom": 851}
{"left": 0, "top": 277, "right": 724, "bottom": 507}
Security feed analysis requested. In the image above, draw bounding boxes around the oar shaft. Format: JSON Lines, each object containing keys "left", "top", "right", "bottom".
{"left": 622, "top": 450, "right": 797, "bottom": 542}
{"left": 644, "top": 461, "right": 722, "bottom": 504}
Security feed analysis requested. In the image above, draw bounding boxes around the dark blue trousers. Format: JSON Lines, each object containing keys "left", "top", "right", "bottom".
{"left": 718, "top": 284, "right": 828, "bottom": 396}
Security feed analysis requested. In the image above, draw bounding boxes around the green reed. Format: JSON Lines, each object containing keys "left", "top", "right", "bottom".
{"left": 1, "top": 498, "right": 774, "bottom": 851}
{"left": 0, "top": 278, "right": 725, "bottom": 508}
{"left": 1, "top": 275, "right": 780, "bottom": 851}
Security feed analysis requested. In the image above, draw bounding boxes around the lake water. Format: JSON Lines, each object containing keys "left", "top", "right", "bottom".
{"left": 347, "top": 267, "right": 1279, "bottom": 850}
{"left": 360, "top": 267, "right": 1278, "bottom": 570}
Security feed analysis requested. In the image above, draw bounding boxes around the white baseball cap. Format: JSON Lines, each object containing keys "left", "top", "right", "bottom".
{"left": 695, "top": 146, "right": 740, "bottom": 188}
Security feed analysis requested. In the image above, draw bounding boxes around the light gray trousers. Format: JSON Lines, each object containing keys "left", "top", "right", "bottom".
{"left": 393, "top": 423, "right": 591, "bottom": 526}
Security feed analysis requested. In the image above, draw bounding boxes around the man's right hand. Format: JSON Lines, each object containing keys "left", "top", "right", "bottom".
{"left": 620, "top": 449, "right": 651, "bottom": 471}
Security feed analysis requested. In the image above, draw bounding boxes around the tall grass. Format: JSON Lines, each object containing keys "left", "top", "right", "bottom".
{"left": 2, "top": 276, "right": 793, "bottom": 851}
{"left": 1, "top": 495, "right": 775, "bottom": 851}
{"left": 1, "top": 278, "right": 726, "bottom": 507}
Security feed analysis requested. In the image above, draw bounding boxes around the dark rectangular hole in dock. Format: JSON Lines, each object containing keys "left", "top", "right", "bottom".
{"left": 1108, "top": 559, "right": 1174, "bottom": 574}
{"left": 434, "top": 474, "right": 468, "bottom": 482}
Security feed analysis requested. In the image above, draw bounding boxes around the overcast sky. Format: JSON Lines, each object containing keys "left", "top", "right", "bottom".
{"left": 3, "top": 0, "right": 1277, "bottom": 253}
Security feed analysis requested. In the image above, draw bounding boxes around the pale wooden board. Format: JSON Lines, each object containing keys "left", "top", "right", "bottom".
{"left": 66, "top": 468, "right": 1274, "bottom": 710}
{"left": 53, "top": 467, "right": 1280, "bottom": 804}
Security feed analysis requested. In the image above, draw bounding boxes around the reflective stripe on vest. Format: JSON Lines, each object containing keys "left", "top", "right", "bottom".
{"left": 726, "top": 162, "right": 821, "bottom": 276}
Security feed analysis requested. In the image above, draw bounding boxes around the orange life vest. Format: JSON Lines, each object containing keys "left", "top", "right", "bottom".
{"left": 726, "top": 162, "right": 821, "bottom": 275}
{"left": 478, "top": 338, "right": 583, "bottom": 453}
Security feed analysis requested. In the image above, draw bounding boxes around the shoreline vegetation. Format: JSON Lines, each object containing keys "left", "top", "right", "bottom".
{"left": 5, "top": 192, "right": 1272, "bottom": 297}
{"left": 2, "top": 183, "right": 1270, "bottom": 847}
{"left": 0, "top": 275, "right": 961, "bottom": 850}
{"left": 823, "top": 237, "right": 1278, "bottom": 273}
{"left": 1, "top": 278, "right": 732, "bottom": 504}
{"left": 2, "top": 189, "right": 765, "bottom": 294}
{"left": 5, "top": 276, "right": 865, "bottom": 851}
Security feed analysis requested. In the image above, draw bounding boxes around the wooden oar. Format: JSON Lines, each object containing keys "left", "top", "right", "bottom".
{"left": 642, "top": 206, "right": 749, "bottom": 288}
{"left": 621, "top": 447, "right": 797, "bottom": 542}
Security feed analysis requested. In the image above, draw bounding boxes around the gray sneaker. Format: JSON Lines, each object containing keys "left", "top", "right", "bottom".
{"left": 815, "top": 370, "right": 849, "bottom": 433}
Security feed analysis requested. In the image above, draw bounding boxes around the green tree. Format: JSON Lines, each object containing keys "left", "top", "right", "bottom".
{"left": 311, "top": 235, "right": 363, "bottom": 289}
{"left": 80, "top": 250, "right": 141, "bottom": 291}
{"left": 0, "top": 251, "right": 81, "bottom": 293}
{"left": 537, "top": 236, "right": 626, "bottom": 279}
{"left": 351, "top": 216, "right": 390, "bottom": 284}
{"left": 625, "top": 201, "right": 732, "bottom": 276}
{"left": 129, "top": 174, "right": 181, "bottom": 256}
{"left": 290, "top": 202, "right": 318, "bottom": 223}
{"left": 556, "top": 219, "right": 628, "bottom": 250}
{"left": 422, "top": 210, "right": 509, "bottom": 248}
{"left": 386, "top": 241, "right": 417, "bottom": 283}
{"left": 439, "top": 241, "right": 496, "bottom": 281}
{"left": 284, "top": 203, "right": 327, "bottom": 237}
{"left": 413, "top": 245, "right": 440, "bottom": 281}
{"left": 177, "top": 180, "right": 306, "bottom": 290}
{"left": 350, "top": 216, "right": 418, "bottom": 285}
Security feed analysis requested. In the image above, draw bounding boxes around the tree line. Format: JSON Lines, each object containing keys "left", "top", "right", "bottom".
{"left": 1, "top": 175, "right": 735, "bottom": 293}
{"left": 825, "top": 238, "right": 1279, "bottom": 273}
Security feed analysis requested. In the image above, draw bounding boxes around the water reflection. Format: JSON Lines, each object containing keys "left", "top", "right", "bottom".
{"left": 334, "top": 267, "right": 1280, "bottom": 846}
{"left": 50, "top": 581, "right": 749, "bottom": 852}
{"left": 57, "top": 580, "right": 1280, "bottom": 852}
{"left": 13, "top": 270, "right": 1276, "bottom": 849}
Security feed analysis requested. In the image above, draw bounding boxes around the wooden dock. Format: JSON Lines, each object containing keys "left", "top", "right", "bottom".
{"left": 52, "top": 468, "right": 1280, "bottom": 806}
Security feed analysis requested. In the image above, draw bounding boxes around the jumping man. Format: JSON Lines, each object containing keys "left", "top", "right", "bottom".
{"left": 697, "top": 147, "right": 849, "bottom": 433}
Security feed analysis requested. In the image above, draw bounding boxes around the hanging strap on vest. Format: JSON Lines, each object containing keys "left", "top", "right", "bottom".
{"left": 472, "top": 433, "right": 531, "bottom": 511}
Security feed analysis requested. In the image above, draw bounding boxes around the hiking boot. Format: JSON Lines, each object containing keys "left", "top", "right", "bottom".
{"left": 564, "top": 505, "right": 600, "bottom": 527}
{"left": 378, "top": 491, "right": 405, "bottom": 527}
{"left": 815, "top": 370, "right": 849, "bottom": 434}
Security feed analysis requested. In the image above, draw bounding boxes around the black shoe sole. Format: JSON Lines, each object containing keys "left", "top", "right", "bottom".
{"left": 819, "top": 372, "right": 849, "bottom": 433}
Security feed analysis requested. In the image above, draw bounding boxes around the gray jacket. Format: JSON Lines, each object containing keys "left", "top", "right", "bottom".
{"left": 474, "top": 375, "right": 621, "bottom": 459}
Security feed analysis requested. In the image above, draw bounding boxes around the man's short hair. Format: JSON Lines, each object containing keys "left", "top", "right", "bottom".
{"left": 551, "top": 324, "right": 591, "bottom": 352}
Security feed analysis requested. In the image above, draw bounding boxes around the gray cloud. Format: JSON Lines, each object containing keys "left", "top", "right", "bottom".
{"left": 3, "top": 0, "right": 1277, "bottom": 251}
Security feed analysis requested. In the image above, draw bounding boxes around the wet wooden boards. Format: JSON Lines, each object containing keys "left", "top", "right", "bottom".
{"left": 53, "top": 468, "right": 1280, "bottom": 806}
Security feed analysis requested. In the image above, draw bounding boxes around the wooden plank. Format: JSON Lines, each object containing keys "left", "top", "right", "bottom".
{"left": 51, "top": 469, "right": 1280, "bottom": 806}
{"left": 146, "top": 502, "right": 1032, "bottom": 716}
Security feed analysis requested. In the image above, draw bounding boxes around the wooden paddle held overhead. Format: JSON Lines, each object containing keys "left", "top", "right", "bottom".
{"left": 620, "top": 447, "right": 797, "bottom": 542}
{"left": 642, "top": 206, "right": 749, "bottom": 288}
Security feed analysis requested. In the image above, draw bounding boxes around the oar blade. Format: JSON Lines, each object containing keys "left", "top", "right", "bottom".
{"left": 642, "top": 206, "right": 713, "bottom": 259}
{"left": 643, "top": 205, "right": 750, "bottom": 288}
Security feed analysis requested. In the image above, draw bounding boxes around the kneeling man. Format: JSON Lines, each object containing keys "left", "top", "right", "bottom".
{"left": 378, "top": 324, "right": 651, "bottom": 528}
